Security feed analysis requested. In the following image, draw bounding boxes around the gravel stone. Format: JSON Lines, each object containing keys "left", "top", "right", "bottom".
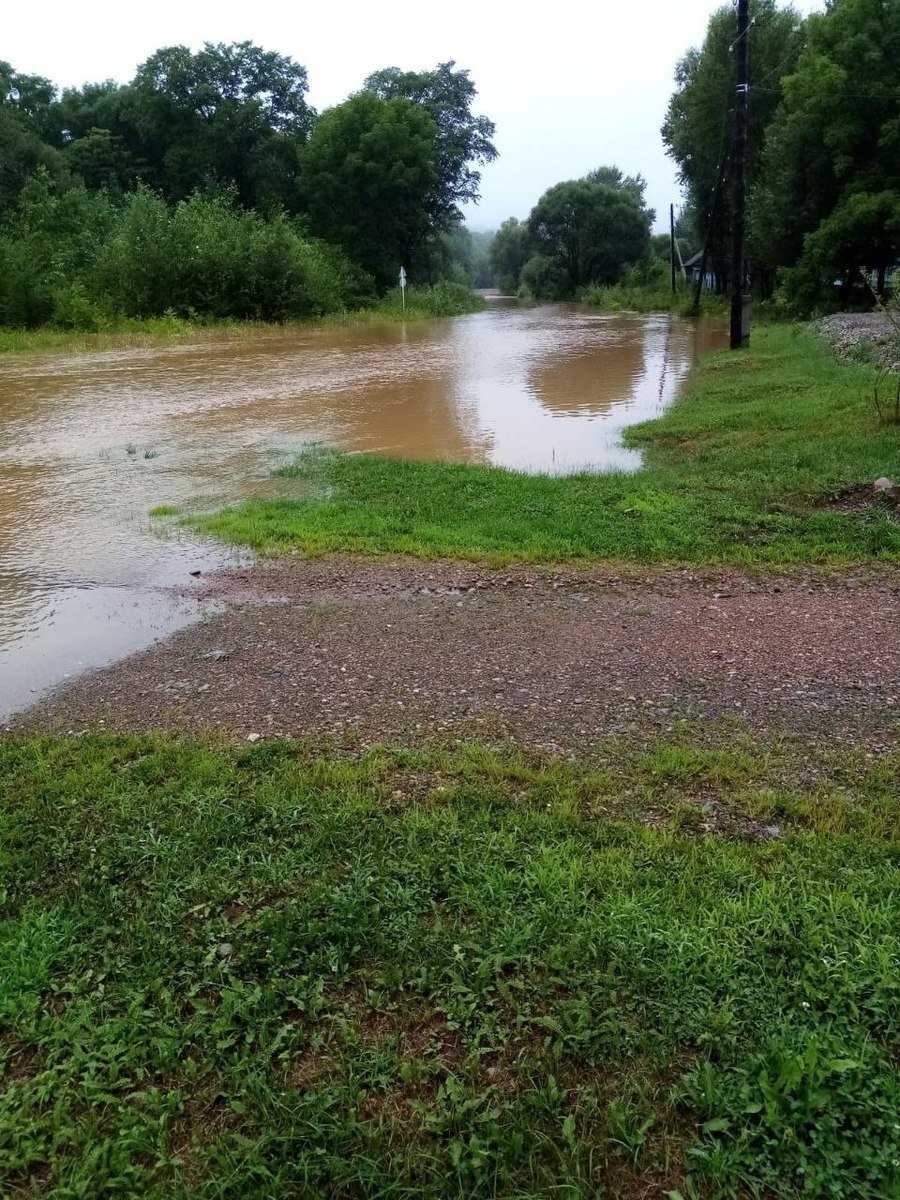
{"left": 12, "top": 558, "right": 900, "bottom": 752}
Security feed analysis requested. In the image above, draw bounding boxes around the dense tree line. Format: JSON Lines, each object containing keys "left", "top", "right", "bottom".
{"left": 663, "top": 0, "right": 900, "bottom": 310}
{"left": 490, "top": 166, "right": 656, "bottom": 298}
{"left": 0, "top": 45, "right": 496, "bottom": 326}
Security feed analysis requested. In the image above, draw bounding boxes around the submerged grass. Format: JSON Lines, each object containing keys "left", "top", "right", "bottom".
{"left": 581, "top": 282, "right": 728, "bottom": 318}
{"left": 188, "top": 325, "right": 900, "bottom": 564}
{"left": 0, "top": 731, "right": 897, "bottom": 1198}
{"left": 0, "top": 285, "right": 486, "bottom": 357}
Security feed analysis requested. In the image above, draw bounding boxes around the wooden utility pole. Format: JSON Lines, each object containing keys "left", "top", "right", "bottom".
{"left": 730, "top": 0, "right": 750, "bottom": 349}
{"left": 670, "top": 204, "right": 677, "bottom": 295}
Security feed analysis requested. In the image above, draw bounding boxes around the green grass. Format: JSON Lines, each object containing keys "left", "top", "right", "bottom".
{"left": 0, "top": 285, "right": 486, "bottom": 357}
{"left": 0, "top": 732, "right": 897, "bottom": 1198}
{"left": 581, "top": 283, "right": 728, "bottom": 318}
{"left": 331, "top": 283, "right": 488, "bottom": 324}
{"left": 187, "top": 325, "right": 900, "bottom": 564}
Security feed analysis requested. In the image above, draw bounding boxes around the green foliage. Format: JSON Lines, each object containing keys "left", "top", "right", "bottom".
{"left": 781, "top": 191, "right": 900, "bottom": 312}
{"left": 0, "top": 170, "right": 115, "bottom": 327}
{"left": 374, "top": 280, "right": 488, "bottom": 319}
{"left": 757, "top": 0, "right": 900, "bottom": 308}
{"left": 581, "top": 280, "right": 725, "bottom": 318}
{"left": 662, "top": 2, "right": 804, "bottom": 294}
{"left": 129, "top": 41, "right": 313, "bottom": 207}
{"left": 0, "top": 63, "right": 63, "bottom": 222}
{"left": 363, "top": 61, "right": 497, "bottom": 225}
{"left": 520, "top": 253, "right": 571, "bottom": 301}
{"left": 302, "top": 92, "right": 439, "bottom": 289}
{"left": 0, "top": 177, "right": 371, "bottom": 328}
{"left": 440, "top": 225, "right": 494, "bottom": 288}
{"left": 190, "top": 326, "right": 900, "bottom": 564}
{"left": 0, "top": 731, "right": 896, "bottom": 1197}
{"left": 490, "top": 217, "right": 531, "bottom": 293}
{"left": 526, "top": 172, "right": 652, "bottom": 295}
{"left": 0, "top": 47, "right": 499, "bottom": 313}
{"left": 64, "top": 127, "right": 137, "bottom": 191}
{"left": 95, "top": 189, "right": 366, "bottom": 321}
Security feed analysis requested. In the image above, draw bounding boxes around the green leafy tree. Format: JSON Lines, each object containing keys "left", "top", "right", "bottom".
{"left": 490, "top": 217, "right": 531, "bottom": 292}
{"left": 440, "top": 225, "right": 494, "bottom": 287}
{"left": 65, "top": 128, "right": 136, "bottom": 191}
{"left": 754, "top": 0, "right": 900, "bottom": 305}
{"left": 50, "top": 44, "right": 313, "bottom": 209}
{"left": 0, "top": 61, "right": 57, "bottom": 141}
{"left": 0, "top": 61, "right": 63, "bottom": 220}
{"left": 0, "top": 169, "right": 114, "bottom": 326}
{"left": 585, "top": 165, "right": 648, "bottom": 203}
{"left": 130, "top": 42, "right": 313, "bottom": 207}
{"left": 301, "top": 92, "right": 439, "bottom": 289}
{"left": 363, "top": 61, "right": 496, "bottom": 228}
{"left": 526, "top": 173, "right": 652, "bottom": 293}
{"left": 520, "top": 254, "right": 571, "bottom": 301}
{"left": 662, "top": 1, "right": 803, "bottom": 293}
{"left": 780, "top": 191, "right": 900, "bottom": 311}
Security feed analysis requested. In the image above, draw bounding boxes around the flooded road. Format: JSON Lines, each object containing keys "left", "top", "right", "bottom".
{"left": 0, "top": 303, "right": 724, "bottom": 717}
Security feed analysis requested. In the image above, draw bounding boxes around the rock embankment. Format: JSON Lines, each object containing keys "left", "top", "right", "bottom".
{"left": 821, "top": 311, "right": 900, "bottom": 371}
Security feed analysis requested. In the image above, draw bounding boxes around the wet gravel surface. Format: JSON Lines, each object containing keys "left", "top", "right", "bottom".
{"left": 11, "top": 559, "right": 900, "bottom": 751}
{"left": 821, "top": 312, "right": 900, "bottom": 370}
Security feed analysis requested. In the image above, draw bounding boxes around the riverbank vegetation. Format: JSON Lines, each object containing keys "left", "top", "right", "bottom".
{"left": 489, "top": 169, "right": 658, "bottom": 301}
{"left": 0, "top": 282, "right": 485, "bottom": 357}
{"left": 0, "top": 50, "right": 493, "bottom": 332}
{"left": 663, "top": 0, "right": 900, "bottom": 311}
{"left": 492, "top": 0, "right": 900, "bottom": 313}
{"left": 185, "top": 324, "right": 900, "bottom": 564}
{"left": 1, "top": 731, "right": 896, "bottom": 1198}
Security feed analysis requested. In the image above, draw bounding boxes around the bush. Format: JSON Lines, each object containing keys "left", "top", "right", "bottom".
{"left": 0, "top": 177, "right": 374, "bottom": 329}
{"left": 520, "top": 254, "right": 571, "bottom": 300}
{"left": 94, "top": 190, "right": 370, "bottom": 322}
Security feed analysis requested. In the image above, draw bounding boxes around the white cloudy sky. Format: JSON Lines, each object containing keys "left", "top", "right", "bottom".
{"left": 5, "top": 0, "right": 822, "bottom": 231}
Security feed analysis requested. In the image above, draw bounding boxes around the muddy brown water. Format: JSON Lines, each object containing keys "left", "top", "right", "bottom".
{"left": 0, "top": 302, "right": 724, "bottom": 719}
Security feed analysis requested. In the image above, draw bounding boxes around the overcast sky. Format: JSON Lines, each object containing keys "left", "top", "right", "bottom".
{"left": 5, "top": 0, "right": 823, "bottom": 232}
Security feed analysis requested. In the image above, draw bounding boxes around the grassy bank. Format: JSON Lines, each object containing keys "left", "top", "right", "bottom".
{"left": 1, "top": 731, "right": 897, "bottom": 1198}
{"left": 185, "top": 325, "right": 900, "bottom": 564}
{"left": 0, "top": 285, "right": 486, "bottom": 357}
{"left": 581, "top": 283, "right": 728, "bottom": 317}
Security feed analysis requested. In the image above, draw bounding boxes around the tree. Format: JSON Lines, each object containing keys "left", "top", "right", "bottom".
{"left": 0, "top": 61, "right": 63, "bottom": 220}
{"left": 65, "top": 127, "right": 136, "bottom": 191}
{"left": 584, "top": 165, "right": 647, "bottom": 203}
{"left": 526, "top": 174, "right": 652, "bottom": 293}
{"left": 134, "top": 42, "right": 313, "bottom": 135}
{"left": 301, "top": 92, "right": 438, "bottom": 289}
{"left": 662, "top": 1, "right": 804, "bottom": 293}
{"left": 47, "top": 43, "right": 314, "bottom": 209}
{"left": 363, "top": 62, "right": 496, "bottom": 228}
{"left": 780, "top": 191, "right": 900, "bottom": 310}
{"left": 441, "top": 225, "right": 494, "bottom": 287}
{"left": 753, "top": 0, "right": 900, "bottom": 305}
{"left": 0, "top": 61, "right": 57, "bottom": 141}
{"left": 490, "top": 217, "right": 531, "bottom": 292}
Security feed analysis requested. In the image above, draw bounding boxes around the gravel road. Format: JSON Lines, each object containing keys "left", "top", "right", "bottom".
{"left": 12, "top": 559, "right": 900, "bottom": 752}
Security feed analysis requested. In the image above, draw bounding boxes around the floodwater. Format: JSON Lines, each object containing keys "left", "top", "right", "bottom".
{"left": 0, "top": 302, "right": 724, "bottom": 718}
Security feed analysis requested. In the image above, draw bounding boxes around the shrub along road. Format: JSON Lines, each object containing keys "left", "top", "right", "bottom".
{"left": 3, "top": 325, "right": 899, "bottom": 1199}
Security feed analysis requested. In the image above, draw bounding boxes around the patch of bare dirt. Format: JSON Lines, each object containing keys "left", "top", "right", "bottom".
{"left": 10, "top": 558, "right": 900, "bottom": 751}
{"left": 815, "top": 483, "right": 900, "bottom": 520}
{"left": 1, "top": 1039, "right": 42, "bottom": 1088}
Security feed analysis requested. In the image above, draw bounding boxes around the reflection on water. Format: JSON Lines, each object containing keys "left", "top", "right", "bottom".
{"left": 0, "top": 303, "right": 725, "bottom": 715}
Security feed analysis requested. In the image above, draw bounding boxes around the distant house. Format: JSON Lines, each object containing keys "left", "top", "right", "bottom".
{"left": 683, "top": 251, "right": 716, "bottom": 292}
